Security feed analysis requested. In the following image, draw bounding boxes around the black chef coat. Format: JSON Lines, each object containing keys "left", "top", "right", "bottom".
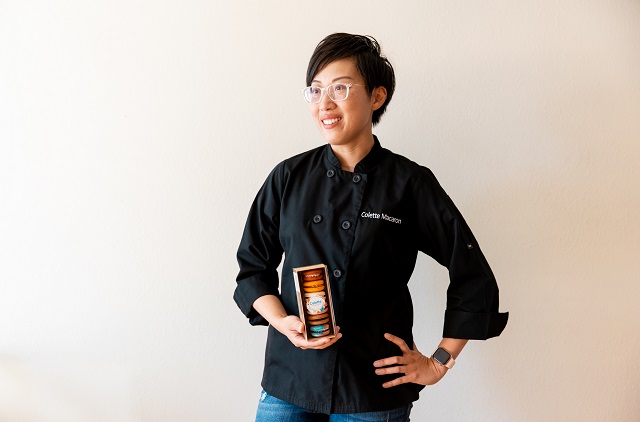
{"left": 234, "top": 136, "right": 508, "bottom": 414}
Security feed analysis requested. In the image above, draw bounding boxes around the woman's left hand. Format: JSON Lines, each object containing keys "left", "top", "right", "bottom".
{"left": 373, "top": 333, "right": 448, "bottom": 388}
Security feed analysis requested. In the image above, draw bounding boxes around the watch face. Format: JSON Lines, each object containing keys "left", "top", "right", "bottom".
{"left": 433, "top": 348, "right": 451, "bottom": 365}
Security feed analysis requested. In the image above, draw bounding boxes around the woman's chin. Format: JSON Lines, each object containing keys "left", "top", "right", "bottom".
{"left": 324, "top": 133, "right": 348, "bottom": 146}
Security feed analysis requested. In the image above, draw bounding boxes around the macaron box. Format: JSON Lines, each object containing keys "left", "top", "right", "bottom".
{"left": 292, "top": 264, "right": 337, "bottom": 341}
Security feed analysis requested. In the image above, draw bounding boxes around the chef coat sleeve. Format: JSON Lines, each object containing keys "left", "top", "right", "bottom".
{"left": 414, "top": 167, "right": 508, "bottom": 340}
{"left": 233, "top": 162, "right": 285, "bottom": 326}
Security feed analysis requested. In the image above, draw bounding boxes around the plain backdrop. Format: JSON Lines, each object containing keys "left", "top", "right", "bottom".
{"left": 1, "top": 1, "right": 639, "bottom": 421}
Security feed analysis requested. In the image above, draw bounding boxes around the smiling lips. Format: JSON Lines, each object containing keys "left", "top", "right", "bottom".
{"left": 322, "top": 117, "right": 342, "bottom": 125}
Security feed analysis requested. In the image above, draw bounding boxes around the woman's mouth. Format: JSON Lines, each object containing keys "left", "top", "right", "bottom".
{"left": 322, "top": 117, "right": 342, "bottom": 125}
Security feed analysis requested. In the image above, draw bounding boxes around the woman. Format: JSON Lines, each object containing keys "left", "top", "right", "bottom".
{"left": 234, "top": 33, "right": 508, "bottom": 421}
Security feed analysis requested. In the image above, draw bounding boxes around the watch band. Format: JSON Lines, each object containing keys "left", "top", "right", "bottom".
{"left": 431, "top": 347, "right": 456, "bottom": 369}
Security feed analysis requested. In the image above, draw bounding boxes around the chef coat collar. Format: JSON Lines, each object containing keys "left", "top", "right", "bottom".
{"left": 325, "top": 135, "right": 385, "bottom": 173}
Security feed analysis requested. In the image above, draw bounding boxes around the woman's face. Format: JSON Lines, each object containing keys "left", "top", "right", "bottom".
{"left": 308, "top": 58, "right": 385, "bottom": 148}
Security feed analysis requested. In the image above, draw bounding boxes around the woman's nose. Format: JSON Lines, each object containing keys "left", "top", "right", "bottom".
{"left": 319, "top": 94, "right": 335, "bottom": 111}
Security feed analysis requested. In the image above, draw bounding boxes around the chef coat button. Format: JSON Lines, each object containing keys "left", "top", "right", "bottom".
{"left": 341, "top": 220, "right": 351, "bottom": 230}
{"left": 313, "top": 215, "right": 323, "bottom": 223}
{"left": 352, "top": 174, "right": 362, "bottom": 183}
{"left": 326, "top": 169, "right": 336, "bottom": 178}
{"left": 333, "top": 269, "right": 342, "bottom": 278}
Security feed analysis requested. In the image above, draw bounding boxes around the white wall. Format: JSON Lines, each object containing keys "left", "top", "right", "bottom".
{"left": 1, "top": 1, "right": 639, "bottom": 420}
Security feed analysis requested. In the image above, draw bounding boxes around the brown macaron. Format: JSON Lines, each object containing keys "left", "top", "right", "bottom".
{"left": 307, "top": 317, "right": 330, "bottom": 326}
{"left": 303, "top": 269, "right": 324, "bottom": 281}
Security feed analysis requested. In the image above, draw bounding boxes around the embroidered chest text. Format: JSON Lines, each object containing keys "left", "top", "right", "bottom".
{"left": 360, "top": 211, "right": 402, "bottom": 225}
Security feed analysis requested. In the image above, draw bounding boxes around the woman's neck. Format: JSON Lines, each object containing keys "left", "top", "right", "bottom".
{"left": 330, "top": 135, "right": 375, "bottom": 172}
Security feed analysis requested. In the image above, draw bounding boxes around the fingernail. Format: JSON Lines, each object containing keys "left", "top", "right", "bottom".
{"left": 373, "top": 361, "right": 380, "bottom": 367}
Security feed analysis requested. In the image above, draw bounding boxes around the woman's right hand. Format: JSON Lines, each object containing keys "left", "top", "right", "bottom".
{"left": 253, "top": 295, "right": 342, "bottom": 350}
{"left": 274, "top": 315, "right": 342, "bottom": 350}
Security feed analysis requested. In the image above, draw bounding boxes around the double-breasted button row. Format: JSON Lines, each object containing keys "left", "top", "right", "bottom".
{"left": 312, "top": 215, "right": 353, "bottom": 230}
{"left": 327, "top": 169, "right": 363, "bottom": 183}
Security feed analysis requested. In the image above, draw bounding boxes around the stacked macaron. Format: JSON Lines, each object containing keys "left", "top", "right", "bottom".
{"left": 302, "top": 269, "right": 331, "bottom": 338}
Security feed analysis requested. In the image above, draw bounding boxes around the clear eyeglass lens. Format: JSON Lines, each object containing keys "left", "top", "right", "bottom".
{"left": 328, "top": 84, "right": 349, "bottom": 101}
{"left": 304, "top": 86, "right": 322, "bottom": 103}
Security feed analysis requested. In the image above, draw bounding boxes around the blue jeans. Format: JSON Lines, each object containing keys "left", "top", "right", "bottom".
{"left": 256, "top": 390, "right": 412, "bottom": 422}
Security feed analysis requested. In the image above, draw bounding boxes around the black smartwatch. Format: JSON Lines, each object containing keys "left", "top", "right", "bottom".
{"left": 431, "top": 347, "right": 456, "bottom": 369}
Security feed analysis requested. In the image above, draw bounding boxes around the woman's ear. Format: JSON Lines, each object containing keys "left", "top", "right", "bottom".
{"left": 371, "top": 86, "right": 387, "bottom": 111}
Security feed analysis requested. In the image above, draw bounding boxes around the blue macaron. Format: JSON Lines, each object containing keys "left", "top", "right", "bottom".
{"left": 309, "top": 324, "right": 330, "bottom": 337}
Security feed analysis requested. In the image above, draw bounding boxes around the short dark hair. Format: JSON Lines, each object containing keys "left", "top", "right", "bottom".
{"left": 306, "top": 33, "right": 395, "bottom": 126}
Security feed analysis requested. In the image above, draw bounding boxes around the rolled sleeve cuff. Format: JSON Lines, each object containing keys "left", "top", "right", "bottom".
{"left": 443, "top": 310, "right": 509, "bottom": 340}
{"left": 233, "top": 275, "right": 280, "bottom": 326}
